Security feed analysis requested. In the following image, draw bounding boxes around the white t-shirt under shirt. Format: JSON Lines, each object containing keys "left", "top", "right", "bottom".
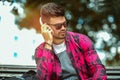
{"left": 53, "top": 42, "right": 79, "bottom": 80}
{"left": 53, "top": 42, "right": 66, "bottom": 54}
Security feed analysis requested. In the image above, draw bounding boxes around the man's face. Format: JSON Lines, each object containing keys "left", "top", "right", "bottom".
{"left": 48, "top": 16, "right": 67, "bottom": 39}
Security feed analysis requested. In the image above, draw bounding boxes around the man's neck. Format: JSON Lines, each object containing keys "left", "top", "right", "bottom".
{"left": 53, "top": 39, "right": 65, "bottom": 45}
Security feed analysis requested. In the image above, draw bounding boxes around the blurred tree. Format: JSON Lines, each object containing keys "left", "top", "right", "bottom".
{"left": 2, "top": 0, "right": 120, "bottom": 66}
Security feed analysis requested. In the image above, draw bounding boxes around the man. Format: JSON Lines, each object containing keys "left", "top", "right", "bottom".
{"left": 34, "top": 2, "right": 107, "bottom": 80}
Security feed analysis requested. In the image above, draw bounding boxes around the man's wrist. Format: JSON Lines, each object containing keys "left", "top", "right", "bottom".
{"left": 45, "top": 42, "right": 52, "bottom": 46}
{"left": 45, "top": 42, "right": 52, "bottom": 50}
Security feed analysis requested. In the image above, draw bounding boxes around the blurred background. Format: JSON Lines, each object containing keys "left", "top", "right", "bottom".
{"left": 0, "top": 0, "right": 120, "bottom": 67}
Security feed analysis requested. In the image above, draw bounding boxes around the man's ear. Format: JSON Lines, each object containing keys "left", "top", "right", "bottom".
{"left": 39, "top": 17, "right": 43, "bottom": 25}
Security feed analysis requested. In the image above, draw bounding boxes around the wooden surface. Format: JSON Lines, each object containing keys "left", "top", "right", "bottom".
{"left": 0, "top": 65, "right": 120, "bottom": 80}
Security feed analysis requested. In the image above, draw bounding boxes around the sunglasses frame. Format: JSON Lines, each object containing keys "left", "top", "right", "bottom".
{"left": 47, "top": 21, "right": 68, "bottom": 30}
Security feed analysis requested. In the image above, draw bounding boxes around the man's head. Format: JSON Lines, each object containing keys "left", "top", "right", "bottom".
{"left": 40, "top": 2, "right": 65, "bottom": 24}
{"left": 40, "top": 2, "right": 67, "bottom": 42}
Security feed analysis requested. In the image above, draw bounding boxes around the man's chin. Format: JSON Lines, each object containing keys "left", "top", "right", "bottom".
{"left": 60, "top": 34, "right": 66, "bottom": 38}
{"left": 54, "top": 36, "right": 66, "bottom": 39}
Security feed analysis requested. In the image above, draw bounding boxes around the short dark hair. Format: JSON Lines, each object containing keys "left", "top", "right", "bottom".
{"left": 40, "top": 2, "right": 65, "bottom": 23}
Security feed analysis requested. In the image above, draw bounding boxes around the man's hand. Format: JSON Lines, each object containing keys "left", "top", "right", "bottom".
{"left": 41, "top": 24, "right": 53, "bottom": 50}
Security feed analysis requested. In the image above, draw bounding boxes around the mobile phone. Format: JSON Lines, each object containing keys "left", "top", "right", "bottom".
{"left": 39, "top": 17, "right": 43, "bottom": 25}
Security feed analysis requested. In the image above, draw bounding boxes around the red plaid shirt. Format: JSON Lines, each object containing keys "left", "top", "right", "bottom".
{"left": 34, "top": 31, "right": 107, "bottom": 80}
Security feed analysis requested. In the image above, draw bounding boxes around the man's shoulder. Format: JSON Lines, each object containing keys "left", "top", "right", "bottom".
{"left": 67, "top": 31, "right": 88, "bottom": 38}
{"left": 67, "top": 31, "right": 93, "bottom": 50}
{"left": 36, "top": 42, "right": 45, "bottom": 50}
{"left": 67, "top": 31, "right": 92, "bottom": 44}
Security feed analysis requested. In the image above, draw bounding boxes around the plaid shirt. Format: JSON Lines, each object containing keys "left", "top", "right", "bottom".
{"left": 34, "top": 31, "right": 107, "bottom": 80}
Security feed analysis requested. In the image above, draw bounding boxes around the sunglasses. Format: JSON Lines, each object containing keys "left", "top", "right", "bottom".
{"left": 47, "top": 21, "right": 68, "bottom": 30}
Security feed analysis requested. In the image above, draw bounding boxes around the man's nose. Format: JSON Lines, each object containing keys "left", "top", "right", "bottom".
{"left": 61, "top": 25, "right": 66, "bottom": 29}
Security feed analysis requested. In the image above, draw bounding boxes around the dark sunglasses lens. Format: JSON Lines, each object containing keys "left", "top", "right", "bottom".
{"left": 63, "top": 22, "right": 68, "bottom": 27}
{"left": 55, "top": 24, "right": 62, "bottom": 30}
{"left": 52, "top": 21, "right": 68, "bottom": 30}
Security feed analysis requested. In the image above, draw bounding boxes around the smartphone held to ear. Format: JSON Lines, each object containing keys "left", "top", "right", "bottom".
{"left": 39, "top": 17, "right": 43, "bottom": 25}
{"left": 39, "top": 17, "right": 47, "bottom": 31}
{"left": 39, "top": 17, "right": 48, "bottom": 29}
{"left": 39, "top": 17, "right": 53, "bottom": 48}
{"left": 39, "top": 17, "right": 53, "bottom": 35}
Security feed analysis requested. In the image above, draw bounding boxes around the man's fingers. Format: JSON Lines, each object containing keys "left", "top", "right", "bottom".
{"left": 41, "top": 24, "right": 47, "bottom": 33}
{"left": 41, "top": 24, "right": 53, "bottom": 33}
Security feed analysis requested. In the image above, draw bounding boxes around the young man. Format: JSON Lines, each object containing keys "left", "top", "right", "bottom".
{"left": 34, "top": 2, "right": 107, "bottom": 80}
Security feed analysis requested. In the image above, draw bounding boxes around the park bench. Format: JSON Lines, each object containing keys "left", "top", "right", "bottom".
{"left": 0, "top": 65, "right": 120, "bottom": 80}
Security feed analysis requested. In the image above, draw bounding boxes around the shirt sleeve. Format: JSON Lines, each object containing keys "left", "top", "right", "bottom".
{"left": 80, "top": 34, "right": 107, "bottom": 80}
{"left": 34, "top": 43, "right": 53, "bottom": 80}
